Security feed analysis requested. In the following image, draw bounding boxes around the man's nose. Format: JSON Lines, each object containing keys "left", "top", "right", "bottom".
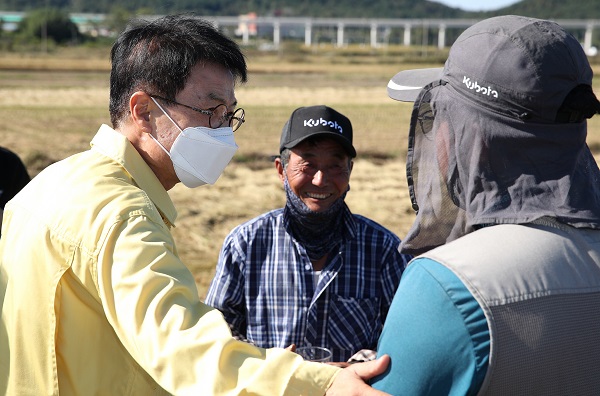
{"left": 312, "top": 169, "right": 328, "bottom": 186}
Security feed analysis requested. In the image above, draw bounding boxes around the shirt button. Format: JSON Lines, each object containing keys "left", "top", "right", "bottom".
{"left": 305, "top": 264, "right": 312, "bottom": 271}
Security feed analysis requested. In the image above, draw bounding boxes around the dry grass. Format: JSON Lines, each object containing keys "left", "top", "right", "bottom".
{"left": 2, "top": 47, "right": 600, "bottom": 298}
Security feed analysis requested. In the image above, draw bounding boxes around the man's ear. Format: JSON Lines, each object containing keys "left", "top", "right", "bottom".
{"left": 275, "top": 156, "right": 285, "bottom": 183}
{"left": 130, "top": 91, "right": 153, "bottom": 133}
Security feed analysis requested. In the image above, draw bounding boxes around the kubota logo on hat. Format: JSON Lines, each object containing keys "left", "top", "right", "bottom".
{"left": 462, "top": 76, "right": 498, "bottom": 98}
{"left": 303, "top": 118, "right": 343, "bottom": 134}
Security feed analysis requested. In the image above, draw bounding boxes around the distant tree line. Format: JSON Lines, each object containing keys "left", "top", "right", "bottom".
{"left": 0, "top": 0, "right": 462, "bottom": 17}
{"left": 0, "top": 8, "right": 79, "bottom": 50}
{"left": 1, "top": 0, "right": 598, "bottom": 19}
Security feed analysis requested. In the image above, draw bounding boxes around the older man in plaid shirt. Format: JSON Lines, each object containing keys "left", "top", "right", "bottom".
{"left": 206, "top": 105, "right": 410, "bottom": 363}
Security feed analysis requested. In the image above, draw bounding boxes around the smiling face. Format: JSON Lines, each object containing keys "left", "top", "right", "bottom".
{"left": 276, "top": 137, "right": 353, "bottom": 213}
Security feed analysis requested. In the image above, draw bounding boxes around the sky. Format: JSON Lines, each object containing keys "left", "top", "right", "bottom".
{"left": 432, "top": 0, "right": 521, "bottom": 11}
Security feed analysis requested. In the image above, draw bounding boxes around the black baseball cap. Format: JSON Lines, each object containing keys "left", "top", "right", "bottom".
{"left": 279, "top": 105, "right": 356, "bottom": 157}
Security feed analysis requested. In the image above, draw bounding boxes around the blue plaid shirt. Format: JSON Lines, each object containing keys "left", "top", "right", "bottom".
{"left": 205, "top": 206, "right": 409, "bottom": 362}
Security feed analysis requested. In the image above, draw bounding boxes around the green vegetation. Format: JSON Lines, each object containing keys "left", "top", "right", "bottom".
{"left": 498, "top": 0, "right": 600, "bottom": 20}
{"left": 15, "top": 8, "right": 80, "bottom": 45}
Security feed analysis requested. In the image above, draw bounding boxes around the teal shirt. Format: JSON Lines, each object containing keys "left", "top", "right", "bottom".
{"left": 372, "top": 258, "right": 490, "bottom": 395}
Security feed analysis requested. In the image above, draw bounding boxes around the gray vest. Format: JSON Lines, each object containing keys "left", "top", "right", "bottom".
{"left": 423, "top": 218, "right": 600, "bottom": 395}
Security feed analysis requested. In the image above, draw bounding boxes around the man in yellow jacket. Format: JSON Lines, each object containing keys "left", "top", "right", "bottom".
{"left": 0, "top": 14, "right": 388, "bottom": 396}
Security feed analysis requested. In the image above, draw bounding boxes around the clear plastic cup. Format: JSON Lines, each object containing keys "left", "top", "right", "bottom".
{"left": 295, "top": 346, "right": 332, "bottom": 363}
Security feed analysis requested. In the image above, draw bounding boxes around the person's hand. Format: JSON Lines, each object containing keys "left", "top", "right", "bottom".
{"left": 325, "top": 354, "right": 391, "bottom": 395}
{"left": 285, "top": 344, "right": 297, "bottom": 352}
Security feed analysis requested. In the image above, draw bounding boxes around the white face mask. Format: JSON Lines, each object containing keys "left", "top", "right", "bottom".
{"left": 150, "top": 97, "right": 238, "bottom": 188}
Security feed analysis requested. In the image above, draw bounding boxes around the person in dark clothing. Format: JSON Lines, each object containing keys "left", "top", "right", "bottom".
{"left": 0, "top": 146, "right": 30, "bottom": 236}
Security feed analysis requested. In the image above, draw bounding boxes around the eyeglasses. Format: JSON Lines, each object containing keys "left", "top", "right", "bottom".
{"left": 150, "top": 95, "right": 245, "bottom": 132}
